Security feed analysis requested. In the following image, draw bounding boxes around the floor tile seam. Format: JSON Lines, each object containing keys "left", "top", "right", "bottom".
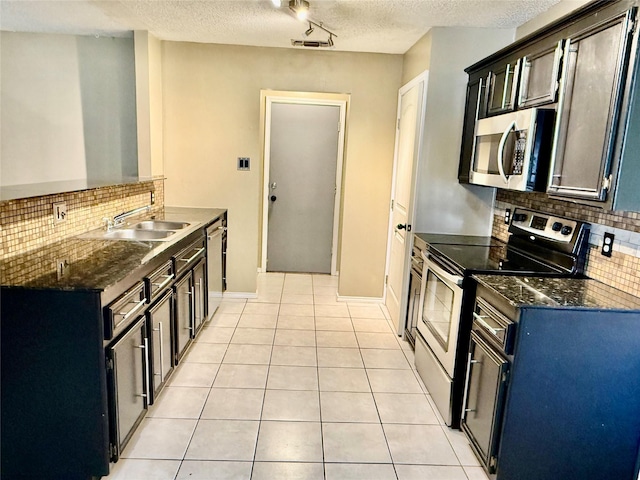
{"left": 248, "top": 329, "right": 276, "bottom": 475}
{"left": 438, "top": 423, "right": 473, "bottom": 469}
{"left": 312, "top": 320, "right": 328, "bottom": 476}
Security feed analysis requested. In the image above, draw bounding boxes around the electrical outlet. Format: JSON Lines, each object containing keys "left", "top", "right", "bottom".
{"left": 53, "top": 202, "right": 67, "bottom": 224}
{"left": 504, "top": 208, "right": 511, "bottom": 225}
{"left": 602, "top": 232, "right": 614, "bottom": 257}
{"left": 150, "top": 191, "right": 155, "bottom": 205}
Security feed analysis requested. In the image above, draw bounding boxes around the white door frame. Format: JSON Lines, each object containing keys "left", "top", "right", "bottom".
{"left": 261, "top": 95, "right": 347, "bottom": 275}
{"left": 383, "top": 71, "right": 429, "bottom": 335}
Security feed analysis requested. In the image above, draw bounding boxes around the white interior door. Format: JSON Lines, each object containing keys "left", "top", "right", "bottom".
{"left": 266, "top": 102, "right": 341, "bottom": 273}
{"left": 385, "top": 72, "right": 428, "bottom": 334}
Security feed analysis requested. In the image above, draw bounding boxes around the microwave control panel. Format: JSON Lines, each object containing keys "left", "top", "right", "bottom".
{"left": 510, "top": 131, "right": 527, "bottom": 175}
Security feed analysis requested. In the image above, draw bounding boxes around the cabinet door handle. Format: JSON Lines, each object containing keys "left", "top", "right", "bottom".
{"left": 153, "top": 321, "right": 164, "bottom": 381}
{"left": 190, "top": 285, "right": 196, "bottom": 334}
{"left": 461, "top": 353, "right": 480, "bottom": 418}
{"left": 143, "top": 337, "right": 150, "bottom": 405}
{"left": 118, "top": 298, "right": 146, "bottom": 322}
{"left": 497, "top": 120, "right": 516, "bottom": 184}
{"left": 134, "top": 340, "right": 150, "bottom": 402}
{"left": 473, "top": 312, "right": 505, "bottom": 337}
{"left": 196, "top": 280, "right": 203, "bottom": 322}
{"left": 152, "top": 274, "right": 175, "bottom": 291}
{"left": 179, "top": 247, "right": 206, "bottom": 264}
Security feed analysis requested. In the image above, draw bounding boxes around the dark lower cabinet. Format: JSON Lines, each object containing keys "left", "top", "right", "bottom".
{"left": 106, "top": 316, "right": 149, "bottom": 462}
{"left": 147, "top": 290, "right": 174, "bottom": 403}
{"left": 174, "top": 258, "right": 207, "bottom": 363}
{"left": 466, "top": 281, "right": 640, "bottom": 480}
{"left": 174, "top": 272, "right": 193, "bottom": 362}
{"left": 462, "top": 331, "right": 509, "bottom": 474}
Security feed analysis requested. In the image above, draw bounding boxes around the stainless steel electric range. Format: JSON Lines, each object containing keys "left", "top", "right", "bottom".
{"left": 414, "top": 208, "right": 590, "bottom": 428}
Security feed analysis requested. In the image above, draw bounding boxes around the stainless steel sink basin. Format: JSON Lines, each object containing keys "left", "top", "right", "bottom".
{"left": 102, "top": 229, "right": 176, "bottom": 241}
{"left": 133, "top": 220, "right": 190, "bottom": 231}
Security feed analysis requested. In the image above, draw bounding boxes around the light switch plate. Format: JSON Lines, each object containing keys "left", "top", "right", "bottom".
{"left": 238, "top": 157, "right": 250, "bottom": 171}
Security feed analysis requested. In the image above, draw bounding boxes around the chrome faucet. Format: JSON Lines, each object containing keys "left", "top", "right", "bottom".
{"left": 112, "top": 205, "right": 151, "bottom": 228}
{"left": 103, "top": 217, "right": 114, "bottom": 231}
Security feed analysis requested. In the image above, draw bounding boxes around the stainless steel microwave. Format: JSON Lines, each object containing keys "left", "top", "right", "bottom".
{"left": 469, "top": 108, "right": 555, "bottom": 191}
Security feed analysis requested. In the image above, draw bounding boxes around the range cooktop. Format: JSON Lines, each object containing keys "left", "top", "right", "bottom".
{"left": 428, "top": 243, "right": 562, "bottom": 275}
{"left": 424, "top": 208, "right": 590, "bottom": 277}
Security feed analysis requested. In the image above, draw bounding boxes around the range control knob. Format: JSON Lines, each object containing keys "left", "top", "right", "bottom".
{"left": 552, "top": 222, "right": 563, "bottom": 232}
{"left": 513, "top": 213, "right": 528, "bottom": 222}
{"left": 561, "top": 226, "right": 573, "bottom": 236}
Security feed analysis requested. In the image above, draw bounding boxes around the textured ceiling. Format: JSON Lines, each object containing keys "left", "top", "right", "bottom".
{"left": 0, "top": 0, "right": 563, "bottom": 54}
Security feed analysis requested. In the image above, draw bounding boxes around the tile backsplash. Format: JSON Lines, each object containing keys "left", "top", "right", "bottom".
{"left": 0, "top": 179, "right": 164, "bottom": 259}
{"left": 494, "top": 190, "right": 640, "bottom": 298}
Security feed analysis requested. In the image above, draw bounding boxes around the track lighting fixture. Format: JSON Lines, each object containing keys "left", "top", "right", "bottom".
{"left": 289, "top": 0, "right": 309, "bottom": 21}
{"left": 279, "top": 0, "right": 337, "bottom": 48}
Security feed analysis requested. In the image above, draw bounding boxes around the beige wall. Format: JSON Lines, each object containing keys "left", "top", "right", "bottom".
{"left": 516, "top": 0, "right": 593, "bottom": 39}
{"left": 161, "top": 42, "right": 402, "bottom": 296}
{"left": 135, "top": 32, "right": 165, "bottom": 178}
{"left": 401, "top": 31, "right": 433, "bottom": 86}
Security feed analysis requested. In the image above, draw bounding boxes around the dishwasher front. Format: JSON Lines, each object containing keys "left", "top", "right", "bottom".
{"left": 206, "top": 216, "right": 226, "bottom": 320}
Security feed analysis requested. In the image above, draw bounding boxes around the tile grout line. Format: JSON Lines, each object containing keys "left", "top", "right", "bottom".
{"left": 172, "top": 298, "right": 246, "bottom": 479}
{"left": 249, "top": 276, "right": 282, "bottom": 477}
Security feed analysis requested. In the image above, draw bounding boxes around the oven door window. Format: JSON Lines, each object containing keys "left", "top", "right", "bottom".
{"left": 421, "top": 269, "right": 457, "bottom": 350}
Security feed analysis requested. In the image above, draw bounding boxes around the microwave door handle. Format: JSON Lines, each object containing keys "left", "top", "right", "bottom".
{"left": 497, "top": 120, "right": 515, "bottom": 184}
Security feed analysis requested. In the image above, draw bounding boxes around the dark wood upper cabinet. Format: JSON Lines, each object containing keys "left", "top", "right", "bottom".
{"left": 518, "top": 40, "right": 564, "bottom": 108}
{"left": 549, "top": 9, "right": 636, "bottom": 201}
{"left": 459, "top": 0, "right": 640, "bottom": 212}
{"left": 485, "top": 59, "right": 521, "bottom": 117}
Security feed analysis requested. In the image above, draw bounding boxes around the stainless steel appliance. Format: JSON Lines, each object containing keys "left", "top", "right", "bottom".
{"left": 206, "top": 216, "right": 227, "bottom": 319}
{"left": 415, "top": 208, "right": 589, "bottom": 428}
{"left": 470, "top": 108, "right": 555, "bottom": 191}
{"left": 404, "top": 236, "right": 426, "bottom": 349}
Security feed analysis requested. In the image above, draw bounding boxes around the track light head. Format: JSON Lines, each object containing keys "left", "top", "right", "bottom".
{"left": 304, "top": 23, "right": 314, "bottom": 37}
{"left": 328, "top": 34, "right": 334, "bottom": 47}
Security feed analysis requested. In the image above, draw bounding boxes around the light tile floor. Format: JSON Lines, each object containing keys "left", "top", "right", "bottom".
{"left": 106, "top": 273, "right": 489, "bottom": 480}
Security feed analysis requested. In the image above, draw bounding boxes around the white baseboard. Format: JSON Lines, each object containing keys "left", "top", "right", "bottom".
{"left": 223, "top": 291, "right": 258, "bottom": 300}
{"left": 336, "top": 295, "right": 384, "bottom": 304}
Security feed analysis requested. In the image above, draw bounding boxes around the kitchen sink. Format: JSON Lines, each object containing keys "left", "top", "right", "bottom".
{"left": 102, "top": 229, "right": 176, "bottom": 241}
{"left": 133, "top": 220, "right": 190, "bottom": 230}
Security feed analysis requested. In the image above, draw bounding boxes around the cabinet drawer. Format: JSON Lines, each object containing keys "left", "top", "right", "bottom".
{"left": 105, "top": 282, "right": 147, "bottom": 339}
{"left": 174, "top": 238, "right": 206, "bottom": 277}
{"left": 145, "top": 261, "right": 175, "bottom": 302}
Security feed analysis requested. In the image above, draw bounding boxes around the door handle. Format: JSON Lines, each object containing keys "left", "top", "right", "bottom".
{"left": 270, "top": 195, "right": 277, "bottom": 202}
{"left": 497, "top": 120, "right": 515, "bottom": 184}
{"left": 396, "top": 224, "right": 411, "bottom": 231}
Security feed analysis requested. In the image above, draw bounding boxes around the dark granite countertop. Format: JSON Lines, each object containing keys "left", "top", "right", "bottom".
{"left": 474, "top": 275, "right": 640, "bottom": 311}
{"left": 1, "top": 207, "right": 225, "bottom": 291}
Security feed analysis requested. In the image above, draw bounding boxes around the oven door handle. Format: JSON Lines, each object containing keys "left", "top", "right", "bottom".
{"left": 423, "top": 254, "right": 463, "bottom": 286}
{"left": 497, "top": 120, "right": 515, "bottom": 184}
